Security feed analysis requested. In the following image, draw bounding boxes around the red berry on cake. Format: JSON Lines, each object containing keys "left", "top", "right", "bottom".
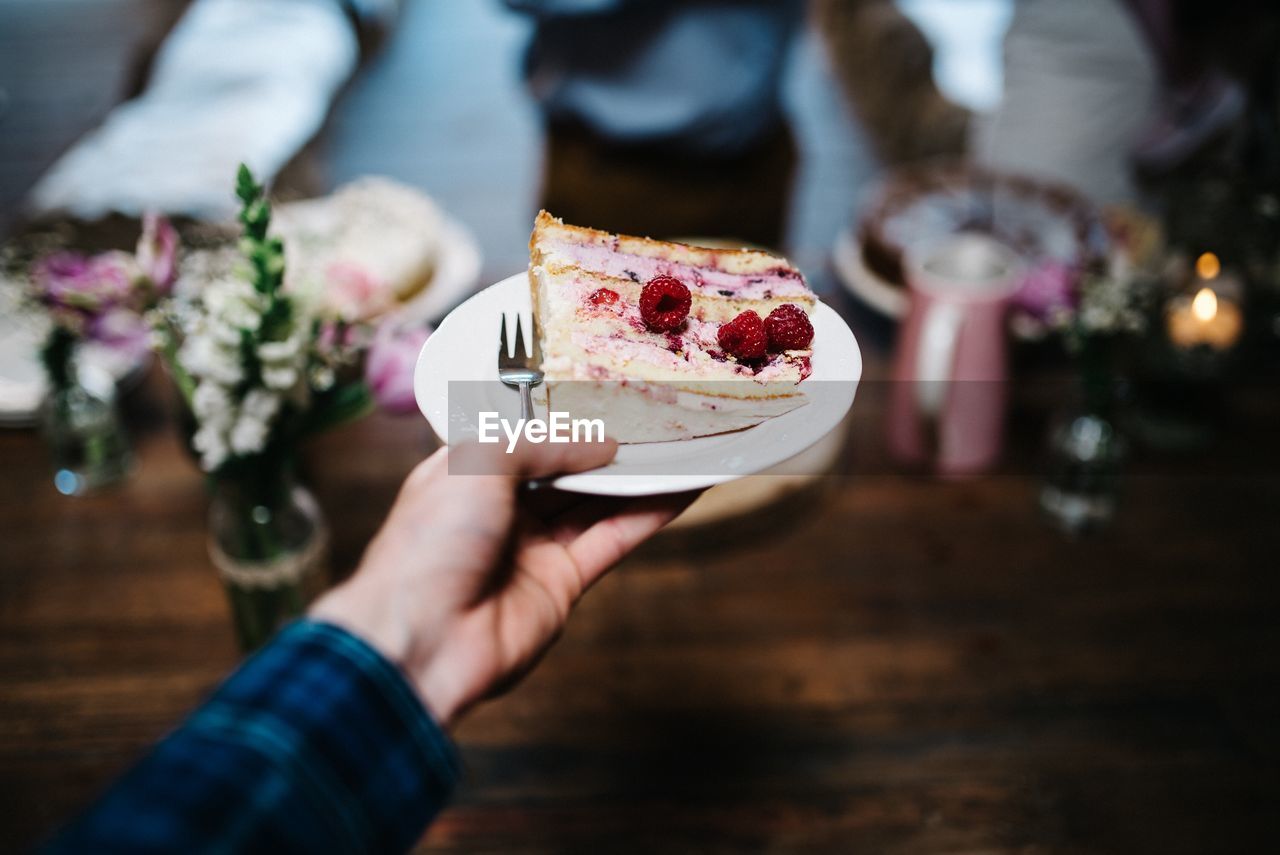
{"left": 717, "top": 310, "right": 769, "bottom": 360}
{"left": 589, "top": 288, "right": 619, "bottom": 306}
{"left": 764, "top": 303, "right": 814, "bottom": 351}
{"left": 639, "top": 275, "right": 692, "bottom": 332}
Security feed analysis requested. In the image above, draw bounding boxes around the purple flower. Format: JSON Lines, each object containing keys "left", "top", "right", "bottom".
{"left": 1012, "top": 260, "right": 1079, "bottom": 322}
{"left": 135, "top": 213, "right": 178, "bottom": 294}
{"left": 87, "top": 307, "right": 152, "bottom": 362}
{"left": 365, "top": 319, "right": 432, "bottom": 415}
{"left": 31, "top": 250, "right": 138, "bottom": 314}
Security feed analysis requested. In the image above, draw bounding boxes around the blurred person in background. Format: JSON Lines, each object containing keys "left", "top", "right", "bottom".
{"left": 18, "top": 0, "right": 970, "bottom": 245}
{"left": 511, "top": 0, "right": 806, "bottom": 243}
{"left": 20, "top": 0, "right": 1275, "bottom": 231}
{"left": 1123, "top": 0, "right": 1247, "bottom": 175}
{"left": 966, "top": 0, "right": 1159, "bottom": 204}
{"left": 823, "top": 0, "right": 1274, "bottom": 205}
{"left": 24, "top": 0, "right": 812, "bottom": 245}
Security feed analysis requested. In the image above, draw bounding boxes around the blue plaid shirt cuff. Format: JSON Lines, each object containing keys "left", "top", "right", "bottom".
{"left": 49, "top": 620, "right": 461, "bottom": 853}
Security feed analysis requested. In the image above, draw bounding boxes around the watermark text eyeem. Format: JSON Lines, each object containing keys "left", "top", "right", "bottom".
{"left": 477, "top": 411, "right": 605, "bottom": 453}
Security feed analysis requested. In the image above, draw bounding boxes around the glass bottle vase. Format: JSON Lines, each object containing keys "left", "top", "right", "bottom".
{"left": 208, "top": 466, "right": 329, "bottom": 651}
{"left": 1039, "top": 409, "right": 1127, "bottom": 535}
{"left": 41, "top": 363, "right": 132, "bottom": 496}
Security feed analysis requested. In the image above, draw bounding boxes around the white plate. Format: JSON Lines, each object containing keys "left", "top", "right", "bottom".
{"left": 832, "top": 227, "right": 1053, "bottom": 342}
{"left": 398, "top": 215, "right": 483, "bottom": 324}
{"left": 832, "top": 228, "right": 910, "bottom": 319}
{"left": 414, "top": 273, "right": 862, "bottom": 496}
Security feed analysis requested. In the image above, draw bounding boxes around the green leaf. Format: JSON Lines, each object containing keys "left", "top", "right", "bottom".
{"left": 235, "top": 163, "right": 260, "bottom": 206}
{"left": 39, "top": 326, "right": 77, "bottom": 391}
{"left": 155, "top": 318, "right": 197, "bottom": 405}
{"left": 295, "top": 382, "right": 374, "bottom": 438}
{"left": 231, "top": 163, "right": 285, "bottom": 299}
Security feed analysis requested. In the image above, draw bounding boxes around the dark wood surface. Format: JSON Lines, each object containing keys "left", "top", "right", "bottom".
{"left": 3, "top": 2, "right": 1280, "bottom": 852}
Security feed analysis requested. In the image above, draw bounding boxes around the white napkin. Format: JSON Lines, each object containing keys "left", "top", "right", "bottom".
{"left": 26, "top": 0, "right": 359, "bottom": 221}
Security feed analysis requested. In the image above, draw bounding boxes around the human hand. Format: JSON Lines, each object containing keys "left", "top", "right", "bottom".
{"left": 310, "top": 439, "right": 697, "bottom": 727}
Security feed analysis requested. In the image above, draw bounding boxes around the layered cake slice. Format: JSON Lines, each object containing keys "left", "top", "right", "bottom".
{"left": 529, "top": 211, "right": 817, "bottom": 443}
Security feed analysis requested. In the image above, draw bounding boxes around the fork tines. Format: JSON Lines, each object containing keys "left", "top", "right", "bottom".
{"left": 498, "top": 313, "right": 539, "bottom": 364}
{"left": 513, "top": 314, "right": 527, "bottom": 361}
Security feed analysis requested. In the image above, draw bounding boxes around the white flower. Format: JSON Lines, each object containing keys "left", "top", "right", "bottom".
{"left": 241, "top": 388, "right": 281, "bottom": 422}
{"left": 209, "top": 317, "right": 246, "bottom": 347}
{"left": 256, "top": 325, "right": 307, "bottom": 393}
{"left": 258, "top": 332, "right": 304, "bottom": 363}
{"left": 192, "top": 381, "right": 234, "bottom": 427}
{"left": 192, "top": 424, "right": 229, "bottom": 471}
{"left": 203, "top": 277, "right": 263, "bottom": 332}
{"left": 263, "top": 366, "right": 299, "bottom": 391}
{"left": 309, "top": 364, "right": 335, "bottom": 391}
{"left": 179, "top": 334, "right": 243, "bottom": 386}
{"left": 229, "top": 411, "right": 270, "bottom": 455}
{"left": 1080, "top": 304, "right": 1111, "bottom": 332}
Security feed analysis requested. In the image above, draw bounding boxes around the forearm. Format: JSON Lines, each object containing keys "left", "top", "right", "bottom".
{"left": 46, "top": 621, "right": 459, "bottom": 853}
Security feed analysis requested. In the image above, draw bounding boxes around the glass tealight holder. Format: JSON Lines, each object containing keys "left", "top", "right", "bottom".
{"left": 1126, "top": 251, "right": 1245, "bottom": 451}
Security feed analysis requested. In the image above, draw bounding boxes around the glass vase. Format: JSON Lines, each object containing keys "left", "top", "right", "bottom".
{"left": 1039, "top": 409, "right": 1127, "bottom": 535}
{"left": 208, "top": 465, "right": 329, "bottom": 651}
{"left": 41, "top": 363, "right": 132, "bottom": 495}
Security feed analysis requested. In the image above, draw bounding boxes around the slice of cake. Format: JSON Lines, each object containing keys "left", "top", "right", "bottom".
{"left": 529, "top": 211, "right": 817, "bottom": 443}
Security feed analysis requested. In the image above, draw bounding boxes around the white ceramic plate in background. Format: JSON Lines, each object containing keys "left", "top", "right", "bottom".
{"left": 832, "top": 228, "right": 910, "bottom": 319}
{"left": 398, "top": 215, "right": 483, "bottom": 324}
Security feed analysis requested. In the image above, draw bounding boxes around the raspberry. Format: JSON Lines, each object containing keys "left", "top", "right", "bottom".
{"left": 589, "top": 288, "right": 619, "bottom": 306}
{"left": 764, "top": 303, "right": 814, "bottom": 351}
{"left": 639, "top": 275, "right": 691, "bottom": 332}
{"left": 717, "top": 310, "right": 768, "bottom": 360}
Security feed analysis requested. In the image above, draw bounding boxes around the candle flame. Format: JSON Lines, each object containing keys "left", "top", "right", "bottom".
{"left": 1196, "top": 252, "right": 1221, "bottom": 280}
{"left": 1192, "top": 287, "right": 1218, "bottom": 322}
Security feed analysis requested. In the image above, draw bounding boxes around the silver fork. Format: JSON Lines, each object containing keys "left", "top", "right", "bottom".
{"left": 497, "top": 313, "right": 543, "bottom": 422}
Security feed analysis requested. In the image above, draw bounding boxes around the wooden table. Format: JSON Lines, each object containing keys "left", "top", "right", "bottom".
{"left": 3, "top": 3, "right": 1280, "bottom": 852}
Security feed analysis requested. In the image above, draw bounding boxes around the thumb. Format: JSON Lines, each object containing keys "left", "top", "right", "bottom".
{"left": 447, "top": 436, "right": 618, "bottom": 481}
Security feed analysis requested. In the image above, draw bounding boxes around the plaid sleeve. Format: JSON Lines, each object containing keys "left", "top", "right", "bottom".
{"left": 46, "top": 620, "right": 461, "bottom": 854}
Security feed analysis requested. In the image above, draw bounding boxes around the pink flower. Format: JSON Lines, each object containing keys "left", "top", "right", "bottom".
{"left": 316, "top": 318, "right": 364, "bottom": 356}
{"left": 324, "top": 262, "right": 395, "bottom": 322}
{"left": 1012, "top": 260, "right": 1078, "bottom": 322}
{"left": 365, "top": 319, "right": 431, "bottom": 415}
{"left": 88, "top": 307, "right": 152, "bottom": 362}
{"left": 135, "top": 213, "right": 178, "bottom": 294}
{"left": 31, "top": 250, "right": 138, "bottom": 314}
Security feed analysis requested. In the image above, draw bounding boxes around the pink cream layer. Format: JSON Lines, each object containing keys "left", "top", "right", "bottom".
{"left": 546, "top": 238, "right": 809, "bottom": 301}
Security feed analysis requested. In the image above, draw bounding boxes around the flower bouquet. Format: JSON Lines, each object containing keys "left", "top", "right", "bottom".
{"left": 12, "top": 164, "right": 434, "bottom": 648}
{"left": 1024, "top": 206, "right": 1163, "bottom": 533}
{"left": 15, "top": 215, "right": 178, "bottom": 493}
{"left": 152, "top": 165, "right": 411, "bottom": 649}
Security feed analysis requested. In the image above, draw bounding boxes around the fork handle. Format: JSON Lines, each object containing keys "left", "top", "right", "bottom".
{"left": 518, "top": 381, "right": 534, "bottom": 422}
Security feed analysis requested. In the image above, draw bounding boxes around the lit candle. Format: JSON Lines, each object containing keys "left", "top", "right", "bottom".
{"left": 1166, "top": 270, "right": 1244, "bottom": 350}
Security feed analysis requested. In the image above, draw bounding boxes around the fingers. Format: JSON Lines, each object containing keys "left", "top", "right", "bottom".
{"left": 565, "top": 490, "right": 701, "bottom": 590}
{"left": 448, "top": 437, "right": 618, "bottom": 481}
{"left": 401, "top": 445, "right": 451, "bottom": 494}
{"left": 523, "top": 487, "right": 597, "bottom": 527}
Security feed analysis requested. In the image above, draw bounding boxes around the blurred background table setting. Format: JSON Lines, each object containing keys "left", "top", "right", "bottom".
{"left": 2, "top": 0, "right": 1280, "bottom": 851}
